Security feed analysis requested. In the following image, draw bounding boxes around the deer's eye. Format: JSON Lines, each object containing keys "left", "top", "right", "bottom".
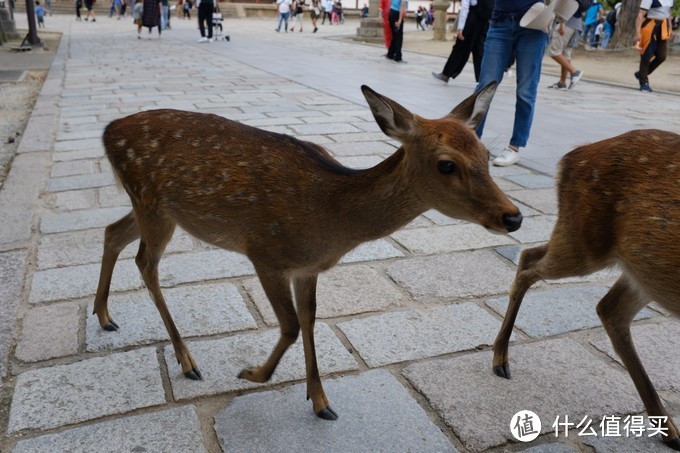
{"left": 437, "top": 160, "right": 457, "bottom": 175}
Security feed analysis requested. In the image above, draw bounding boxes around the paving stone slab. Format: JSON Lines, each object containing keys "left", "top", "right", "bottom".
{"left": 244, "top": 265, "right": 409, "bottom": 325}
{"left": 590, "top": 321, "right": 680, "bottom": 393}
{"left": 387, "top": 250, "right": 517, "bottom": 302}
{"left": 423, "top": 209, "right": 465, "bottom": 226}
{"left": 165, "top": 323, "right": 358, "bottom": 400}
{"left": 16, "top": 303, "right": 80, "bottom": 363}
{"left": 520, "top": 443, "right": 578, "bottom": 452}
{"left": 45, "top": 172, "right": 116, "bottom": 192}
{"left": 403, "top": 338, "right": 643, "bottom": 451}
{"left": 40, "top": 206, "right": 131, "bottom": 234}
{"left": 338, "top": 302, "right": 507, "bottom": 367}
{"left": 339, "top": 238, "right": 404, "bottom": 263}
{"left": 43, "top": 189, "right": 97, "bottom": 211}
{"left": 508, "top": 188, "right": 558, "bottom": 215}
{"left": 17, "top": 114, "right": 56, "bottom": 153}
{"left": 582, "top": 419, "right": 680, "bottom": 453}
{"left": 12, "top": 406, "right": 207, "bottom": 453}
{"left": 486, "top": 286, "right": 656, "bottom": 338}
{"left": 37, "top": 227, "right": 194, "bottom": 270}
{"left": 214, "top": 370, "right": 456, "bottom": 453}
{"left": 0, "top": 250, "right": 28, "bottom": 378}
{"left": 86, "top": 283, "right": 257, "bottom": 351}
{"left": 505, "top": 174, "right": 555, "bottom": 189}
{"left": 54, "top": 138, "right": 104, "bottom": 153}
{"left": 508, "top": 215, "right": 557, "bottom": 244}
{"left": 8, "top": 348, "right": 165, "bottom": 433}
{"left": 29, "top": 249, "right": 256, "bottom": 304}
{"left": 391, "top": 224, "right": 516, "bottom": 255}
{"left": 50, "top": 159, "right": 97, "bottom": 177}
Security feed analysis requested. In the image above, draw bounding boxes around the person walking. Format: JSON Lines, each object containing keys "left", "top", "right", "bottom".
{"left": 432, "top": 0, "right": 493, "bottom": 84}
{"left": 309, "top": 0, "right": 320, "bottom": 32}
{"left": 75, "top": 0, "right": 83, "bottom": 20}
{"left": 197, "top": 0, "right": 214, "bottom": 42}
{"left": 546, "top": 4, "right": 587, "bottom": 90}
{"left": 290, "top": 0, "right": 305, "bottom": 32}
{"left": 380, "top": 0, "right": 392, "bottom": 50}
{"left": 386, "top": 0, "right": 406, "bottom": 63}
{"left": 142, "top": 0, "right": 162, "bottom": 37}
{"left": 275, "top": 0, "right": 292, "bottom": 32}
{"left": 132, "top": 0, "right": 143, "bottom": 37}
{"left": 582, "top": 0, "right": 603, "bottom": 49}
{"left": 84, "top": 0, "right": 96, "bottom": 21}
{"left": 635, "top": 0, "right": 674, "bottom": 92}
{"left": 473, "top": 0, "right": 549, "bottom": 167}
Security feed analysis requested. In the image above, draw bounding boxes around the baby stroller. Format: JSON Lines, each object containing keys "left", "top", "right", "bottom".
{"left": 212, "top": 7, "right": 230, "bottom": 42}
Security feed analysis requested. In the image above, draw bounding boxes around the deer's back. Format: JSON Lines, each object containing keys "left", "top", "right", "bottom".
{"left": 103, "top": 109, "right": 359, "bottom": 265}
{"left": 557, "top": 129, "right": 680, "bottom": 309}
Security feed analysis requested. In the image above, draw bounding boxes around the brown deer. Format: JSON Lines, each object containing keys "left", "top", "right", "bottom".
{"left": 94, "top": 83, "right": 522, "bottom": 420}
{"left": 492, "top": 129, "right": 680, "bottom": 450}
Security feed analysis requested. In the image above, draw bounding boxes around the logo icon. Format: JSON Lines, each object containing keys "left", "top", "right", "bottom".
{"left": 510, "top": 410, "right": 541, "bottom": 442}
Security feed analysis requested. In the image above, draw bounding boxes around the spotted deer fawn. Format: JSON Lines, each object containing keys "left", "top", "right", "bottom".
{"left": 95, "top": 83, "right": 522, "bottom": 420}
{"left": 493, "top": 130, "right": 680, "bottom": 449}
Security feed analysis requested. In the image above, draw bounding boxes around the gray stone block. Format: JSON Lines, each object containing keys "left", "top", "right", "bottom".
{"left": 338, "top": 302, "right": 507, "bottom": 367}
{"left": 486, "top": 286, "right": 656, "bottom": 338}
{"left": 37, "top": 227, "right": 194, "bottom": 270}
{"left": 520, "top": 444, "right": 578, "bottom": 452}
{"left": 17, "top": 114, "right": 56, "bottom": 153}
{"left": 403, "top": 339, "right": 644, "bottom": 451}
{"left": 86, "top": 283, "right": 257, "bottom": 351}
{"left": 165, "top": 323, "right": 358, "bottom": 400}
{"left": 45, "top": 172, "right": 116, "bottom": 192}
{"left": 590, "top": 321, "right": 680, "bottom": 392}
{"left": 506, "top": 174, "right": 555, "bottom": 189}
{"left": 16, "top": 303, "right": 80, "bottom": 363}
{"left": 387, "top": 251, "right": 517, "bottom": 301}
{"left": 13, "top": 406, "right": 207, "bottom": 453}
{"left": 214, "top": 370, "right": 456, "bottom": 453}
{"left": 30, "top": 249, "right": 256, "bottom": 303}
{"left": 582, "top": 419, "right": 679, "bottom": 452}
{"left": 508, "top": 215, "right": 557, "bottom": 244}
{"left": 339, "top": 239, "right": 404, "bottom": 263}
{"left": 43, "top": 189, "right": 97, "bottom": 211}
{"left": 8, "top": 348, "right": 165, "bottom": 433}
{"left": 423, "top": 209, "right": 465, "bottom": 226}
{"left": 50, "top": 159, "right": 97, "bottom": 177}
{"left": 509, "top": 188, "right": 558, "bottom": 215}
{"left": 54, "top": 138, "right": 104, "bottom": 153}
{"left": 391, "top": 224, "right": 516, "bottom": 255}
{"left": 0, "top": 250, "right": 28, "bottom": 378}
{"left": 40, "top": 206, "right": 131, "bottom": 234}
{"left": 244, "top": 265, "right": 409, "bottom": 325}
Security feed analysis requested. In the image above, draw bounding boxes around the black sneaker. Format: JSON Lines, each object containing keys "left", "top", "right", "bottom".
{"left": 640, "top": 82, "right": 653, "bottom": 92}
{"left": 431, "top": 72, "right": 449, "bottom": 84}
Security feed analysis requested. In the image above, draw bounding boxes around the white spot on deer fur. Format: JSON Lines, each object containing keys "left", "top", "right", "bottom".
{"left": 192, "top": 139, "right": 201, "bottom": 147}
{"left": 150, "top": 139, "right": 159, "bottom": 148}
{"left": 127, "top": 148, "right": 135, "bottom": 160}
{"left": 638, "top": 155, "right": 649, "bottom": 163}
{"left": 117, "top": 139, "right": 127, "bottom": 148}
{"left": 222, "top": 170, "right": 229, "bottom": 180}
{"left": 173, "top": 130, "right": 184, "bottom": 139}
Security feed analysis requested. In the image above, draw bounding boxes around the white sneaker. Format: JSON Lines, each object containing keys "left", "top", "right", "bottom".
{"left": 492, "top": 147, "right": 520, "bottom": 167}
{"left": 208, "top": 38, "right": 213, "bottom": 42}
{"left": 197, "top": 37, "right": 208, "bottom": 43}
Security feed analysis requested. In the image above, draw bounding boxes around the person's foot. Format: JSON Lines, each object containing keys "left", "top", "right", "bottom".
{"left": 548, "top": 81, "right": 567, "bottom": 90}
{"left": 313, "top": 27, "right": 318, "bottom": 32}
{"left": 198, "top": 36, "right": 208, "bottom": 42}
{"left": 208, "top": 38, "right": 213, "bottom": 42}
{"left": 492, "top": 147, "right": 520, "bottom": 167}
{"left": 431, "top": 72, "right": 449, "bottom": 84}
{"left": 568, "top": 70, "right": 583, "bottom": 89}
{"left": 275, "top": 28, "right": 280, "bottom": 32}
{"left": 640, "top": 82, "right": 653, "bottom": 92}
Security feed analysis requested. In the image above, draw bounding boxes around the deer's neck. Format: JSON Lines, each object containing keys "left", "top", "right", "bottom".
{"left": 329, "top": 149, "right": 425, "bottom": 242}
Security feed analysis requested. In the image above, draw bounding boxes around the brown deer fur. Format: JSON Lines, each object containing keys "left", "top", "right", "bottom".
{"left": 94, "top": 83, "right": 522, "bottom": 420}
{"left": 493, "top": 129, "right": 680, "bottom": 450}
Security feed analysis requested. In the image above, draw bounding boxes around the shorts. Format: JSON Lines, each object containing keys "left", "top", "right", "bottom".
{"left": 548, "top": 25, "right": 575, "bottom": 58}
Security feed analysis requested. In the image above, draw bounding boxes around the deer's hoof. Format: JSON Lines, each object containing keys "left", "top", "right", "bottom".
{"left": 102, "top": 320, "right": 119, "bottom": 332}
{"left": 316, "top": 407, "right": 339, "bottom": 421}
{"left": 237, "top": 368, "right": 252, "bottom": 380}
{"left": 493, "top": 364, "right": 511, "bottom": 380}
{"left": 184, "top": 368, "right": 203, "bottom": 380}
{"left": 666, "top": 435, "right": 680, "bottom": 451}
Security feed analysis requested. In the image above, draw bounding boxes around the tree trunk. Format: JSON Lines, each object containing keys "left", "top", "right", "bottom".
{"left": 609, "top": 0, "right": 638, "bottom": 49}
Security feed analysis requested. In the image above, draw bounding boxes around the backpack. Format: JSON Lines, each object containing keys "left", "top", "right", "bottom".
{"left": 606, "top": 9, "right": 617, "bottom": 26}
{"left": 577, "top": 0, "right": 593, "bottom": 13}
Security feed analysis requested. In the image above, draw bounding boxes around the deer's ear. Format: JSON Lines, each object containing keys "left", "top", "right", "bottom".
{"left": 447, "top": 81, "right": 497, "bottom": 130}
{"left": 362, "top": 85, "right": 416, "bottom": 143}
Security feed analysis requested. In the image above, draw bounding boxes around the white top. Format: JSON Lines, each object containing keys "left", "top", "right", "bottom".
{"left": 639, "top": 0, "right": 673, "bottom": 20}
{"left": 457, "top": 0, "right": 477, "bottom": 31}
{"left": 277, "top": 0, "right": 292, "bottom": 13}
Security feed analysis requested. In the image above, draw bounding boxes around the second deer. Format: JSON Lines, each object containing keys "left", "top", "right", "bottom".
{"left": 94, "top": 82, "right": 522, "bottom": 420}
{"left": 492, "top": 129, "right": 680, "bottom": 450}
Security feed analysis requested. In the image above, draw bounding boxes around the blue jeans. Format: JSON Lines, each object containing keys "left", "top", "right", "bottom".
{"left": 277, "top": 12, "right": 290, "bottom": 31}
{"left": 475, "top": 17, "right": 547, "bottom": 148}
{"left": 583, "top": 22, "right": 597, "bottom": 46}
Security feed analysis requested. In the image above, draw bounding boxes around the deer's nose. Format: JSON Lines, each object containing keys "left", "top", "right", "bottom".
{"left": 503, "top": 212, "right": 523, "bottom": 233}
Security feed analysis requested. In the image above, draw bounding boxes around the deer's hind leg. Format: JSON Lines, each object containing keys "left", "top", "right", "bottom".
{"left": 238, "top": 269, "right": 300, "bottom": 383}
{"left": 93, "top": 211, "right": 140, "bottom": 331}
{"left": 133, "top": 211, "right": 202, "bottom": 379}
{"left": 597, "top": 277, "right": 680, "bottom": 450}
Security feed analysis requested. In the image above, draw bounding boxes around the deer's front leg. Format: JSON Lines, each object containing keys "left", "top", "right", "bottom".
{"left": 493, "top": 245, "right": 546, "bottom": 379}
{"left": 238, "top": 271, "right": 299, "bottom": 383}
{"left": 294, "top": 275, "right": 337, "bottom": 420}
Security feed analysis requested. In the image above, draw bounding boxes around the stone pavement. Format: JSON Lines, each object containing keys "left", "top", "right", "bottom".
{"left": 2, "top": 13, "right": 680, "bottom": 453}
